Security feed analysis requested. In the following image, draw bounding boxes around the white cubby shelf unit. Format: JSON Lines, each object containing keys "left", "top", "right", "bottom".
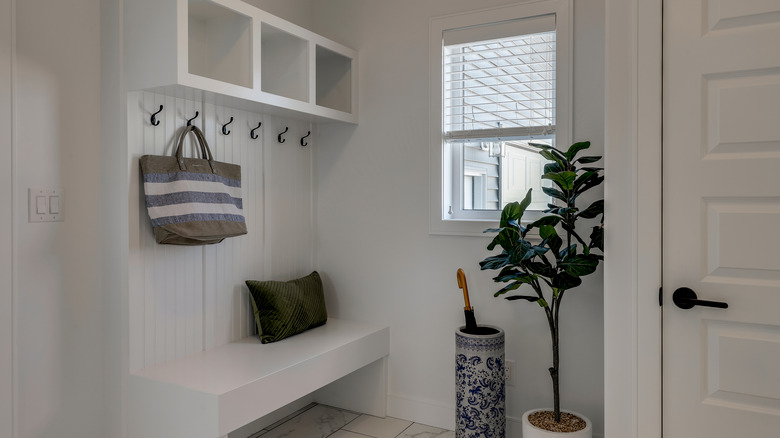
{"left": 125, "top": 0, "right": 358, "bottom": 124}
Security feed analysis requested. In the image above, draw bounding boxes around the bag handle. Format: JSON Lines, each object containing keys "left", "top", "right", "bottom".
{"left": 174, "top": 125, "right": 216, "bottom": 173}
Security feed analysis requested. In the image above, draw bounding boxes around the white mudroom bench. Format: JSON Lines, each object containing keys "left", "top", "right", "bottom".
{"left": 128, "top": 318, "right": 389, "bottom": 438}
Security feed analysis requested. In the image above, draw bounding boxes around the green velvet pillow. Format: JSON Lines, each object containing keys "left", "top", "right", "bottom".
{"left": 246, "top": 271, "right": 328, "bottom": 344}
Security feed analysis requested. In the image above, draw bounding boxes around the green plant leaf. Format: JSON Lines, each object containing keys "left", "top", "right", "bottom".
{"left": 526, "top": 261, "right": 556, "bottom": 277}
{"left": 537, "top": 298, "right": 549, "bottom": 308}
{"left": 590, "top": 224, "right": 604, "bottom": 252}
{"left": 574, "top": 174, "right": 604, "bottom": 196}
{"left": 510, "top": 240, "right": 533, "bottom": 264}
{"left": 565, "top": 141, "right": 591, "bottom": 161}
{"left": 480, "top": 254, "right": 509, "bottom": 270}
{"left": 517, "top": 188, "right": 533, "bottom": 216}
{"left": 500, "top": 201, "right": 521, "bottom": 228}
{"left": 500, "top": 189, "right": 533, "bottom": 228}
{"left": 552, "top": 272, "right": 582, "bottom": 290}
{"left": 529, "top": 142, "right": 555, "bottom": 150}
{"left": 542, "top": 186, "right": 567, "bottom": 202}
{"left": 573, "top": 171, "right": 599, "bottom": 192}
{"left": 523, "top": 245, "right": 549, "bottom": 261}
{"left": 493, "top": 280, "right": 524, "bottom": 296}
{"left": 542, "top": 171, "right": 576, "bottom": 191}
{"left": 560, "top": 254, "right": 600, "bottom": 276}
{"left": 540, "top": 225, "right": 562, "bottom": 256}
{"left": 545, "top": 206, "right": 578, "bottom": 217}
{"left": 539, "top": 149, "right": 566, "bottom": 167}
{"left": 559, "top": 244, "right": 577, "bottom": 260}
{"left": 575, "top": 155, "right": 602, "bottom": 164}
{"left": 492, "top": 267, "right": 523, "bottom": 283}
{"left": 577, "top": 200, "right": 604, "bottom": 219}
{"left": 505, "top": 295, "right": 540, "bottom": 302}
{"left": 526, "top": 216, "right": 561, "bottom": 233}
{"left": 544, "top": 162, "right": 564, "bottom": 174}
{"left": 487, "top": 227, "right": 519, "bottom": 252}
{"left": 539, "top": 224, "right": 557, "bottom": 240}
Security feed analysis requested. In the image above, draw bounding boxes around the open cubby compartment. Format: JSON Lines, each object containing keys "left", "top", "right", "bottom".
{"left": 125, "top": 0, "right": 358, "bottom": 123}
{"left": 188, "top": 0, "right": 253, "bottom": 88}
{"left": 261, "top": 22, "right": 309, "bottom": 102}
{"left": 316, "top": 45, "right": 353, "bottom": 114}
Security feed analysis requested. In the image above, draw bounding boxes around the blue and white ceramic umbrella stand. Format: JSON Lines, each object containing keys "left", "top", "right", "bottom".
{"left": 456, "top": 325, "right": 505, "bottom": 438}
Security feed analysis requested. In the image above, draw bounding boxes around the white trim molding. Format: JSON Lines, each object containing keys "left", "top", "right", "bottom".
{"left": 603, "top": 0, "right": 662, "bottom": 437}
{"left": 0, "top": 0, "right": 14, "bottom": 436}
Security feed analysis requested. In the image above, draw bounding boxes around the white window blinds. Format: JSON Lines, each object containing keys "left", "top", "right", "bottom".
{"left": 443, "top": 14, "right": 556, "bottom": 142}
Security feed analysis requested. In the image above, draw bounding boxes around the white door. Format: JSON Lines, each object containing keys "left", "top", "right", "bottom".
{"left": 663, "top": 0, "right": 780, "bottom": 436}
{"left": 500, "top": 145, "right": 547, "bottom": 211}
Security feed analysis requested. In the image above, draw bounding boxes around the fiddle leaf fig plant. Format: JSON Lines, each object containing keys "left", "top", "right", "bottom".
{"left": 479, "top": 141, "right": 604, "bottom": 424}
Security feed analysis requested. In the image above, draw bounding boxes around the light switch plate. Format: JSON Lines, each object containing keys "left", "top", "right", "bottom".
{"left": 28, "top": 188, "right": 64, "bottom": 222}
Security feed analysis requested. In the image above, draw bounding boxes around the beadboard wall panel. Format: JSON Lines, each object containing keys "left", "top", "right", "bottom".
{"left": 263, "top": 116, "right": 315, "bottom": 281}
{"left": 127, "top": 91, "right": 314, "bottom": 372}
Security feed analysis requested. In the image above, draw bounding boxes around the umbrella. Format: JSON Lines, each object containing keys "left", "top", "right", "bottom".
{"left": 456, "top": 268, "right": 478, "bottom": 333}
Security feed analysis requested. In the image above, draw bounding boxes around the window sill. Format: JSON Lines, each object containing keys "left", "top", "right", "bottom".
{"left": 429, "top": 216, "right": 544, "bottom": 239}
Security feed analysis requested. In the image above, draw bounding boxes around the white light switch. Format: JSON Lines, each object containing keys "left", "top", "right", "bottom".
{"left": 36, "top": 196, "right": 47, "bottom": 214}
{"left": 49, "top": 196, "right": 60, "bottom": 214}
{"left": 28, "top": 188, "right": 64, "bottom": 222}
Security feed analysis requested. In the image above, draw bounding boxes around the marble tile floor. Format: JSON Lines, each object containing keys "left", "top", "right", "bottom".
{"left": 248, "top": 403, "right": 455, "bottom": 438}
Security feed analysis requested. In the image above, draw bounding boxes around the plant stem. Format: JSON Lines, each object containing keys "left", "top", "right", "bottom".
{"left": 552, "top": 291, "right": 564, "bottom": 422}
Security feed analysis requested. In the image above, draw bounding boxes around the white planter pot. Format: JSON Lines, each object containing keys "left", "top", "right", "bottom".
{"left": 521, "top": 409, "right": 592, "bottom": 438}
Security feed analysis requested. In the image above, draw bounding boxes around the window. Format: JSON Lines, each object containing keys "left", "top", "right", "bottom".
{"left": 429, "top": 1, "right": 571, "bottom": 236}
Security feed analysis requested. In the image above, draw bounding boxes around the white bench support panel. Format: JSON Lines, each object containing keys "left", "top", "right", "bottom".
{"left": 314, "top": 354, "right": 388, "bottom": 417}
{"left": 129, "top": 319, "right": 390, "bottom": 438}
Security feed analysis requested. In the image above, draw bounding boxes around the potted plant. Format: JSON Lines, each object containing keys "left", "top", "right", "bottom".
{"left": 479, "top": 141, "right": 603, "bottom": 437}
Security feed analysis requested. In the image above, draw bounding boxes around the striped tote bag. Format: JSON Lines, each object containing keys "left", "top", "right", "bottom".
{"left": 140, "top": 125, "right": 247, "bottom": 245}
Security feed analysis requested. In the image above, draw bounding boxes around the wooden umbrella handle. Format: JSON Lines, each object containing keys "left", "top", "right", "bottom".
{"left": 457, "top": 268, "right": 473, "bottom": 310}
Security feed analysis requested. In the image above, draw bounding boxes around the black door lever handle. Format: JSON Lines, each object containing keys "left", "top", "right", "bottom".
{"left": 673, "top": 287, "right": 728, "bottom": 310}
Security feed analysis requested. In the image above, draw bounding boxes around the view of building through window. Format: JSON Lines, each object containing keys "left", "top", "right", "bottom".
{"left": 443, "top": 24, "right": 556, "bottom": 212}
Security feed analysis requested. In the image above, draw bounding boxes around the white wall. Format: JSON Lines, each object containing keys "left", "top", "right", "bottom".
{"left": 99, "top": 1, "right": 127, "bottom": 437}
{"left": 311, "top": 0, "right": 605, "bottom": 435}
{"left": 13, "top": 0, "right": 104, "bottom": 437}
{"left": 1, "top": 0, "right": 15, "bottom": 436}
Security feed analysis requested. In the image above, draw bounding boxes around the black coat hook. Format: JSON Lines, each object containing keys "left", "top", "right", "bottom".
{"left": 278, "top": 126, "right": 289, "bottom": 143}
{"left": 221, "top": 116, "right": 234, "bottom": 135}
{"left": 300, "top": 131, "right": 311, "bottom": 146}
{"left": 186, "top": 111, "right": 199, "bottom": 126}
{"left": 150, "top": 105, "right": 163, "bottom": 126}
{"left": 250, "top": 122, "right": 262, "bottom": 140}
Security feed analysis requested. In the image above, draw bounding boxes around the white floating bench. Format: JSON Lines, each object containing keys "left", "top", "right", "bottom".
{"left": 128, "top": 318, "right": 389, "bottom": 438}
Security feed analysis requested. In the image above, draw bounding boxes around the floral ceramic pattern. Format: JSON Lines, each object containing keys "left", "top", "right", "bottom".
{"left": 456, "top": 328, "right": 505, "bottom": 438}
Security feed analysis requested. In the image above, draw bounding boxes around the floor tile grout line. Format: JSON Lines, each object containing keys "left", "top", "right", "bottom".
{"left": 394, "top": 422, "right": 416, "bottom": 438}
{"left": 250, "top": 403, "right": 452, "bottom": 438}
{"left": 262, "top": 402, "right": 319, "bottom": 433}
{"left": 328, "top": 426, "right": 377, "bottom": 438}
{"left": 324, "top": 410, "right": 365, "bottom": 438}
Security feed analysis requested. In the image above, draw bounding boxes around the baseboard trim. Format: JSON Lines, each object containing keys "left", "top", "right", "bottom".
{"left": 387, "top": 393, "right": 454, "bottom": 430}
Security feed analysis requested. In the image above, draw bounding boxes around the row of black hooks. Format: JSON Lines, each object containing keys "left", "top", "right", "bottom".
{"left": 150, "top": 105, "right": 310, "bottom": 146}
{"left": 277, "top": 127, "right": 311, "bottom": 146}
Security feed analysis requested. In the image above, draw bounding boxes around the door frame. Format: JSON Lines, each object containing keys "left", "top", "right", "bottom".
{"left": 604, "top": 0, "right": 663, "bottom": 437}
{"left": 0, "top": 0, "right": 14, "bottom": 436}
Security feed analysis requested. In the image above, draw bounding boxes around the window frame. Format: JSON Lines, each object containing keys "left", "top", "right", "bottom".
{"left": 429, "top": 0, "right": 572, "bottom": 236}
